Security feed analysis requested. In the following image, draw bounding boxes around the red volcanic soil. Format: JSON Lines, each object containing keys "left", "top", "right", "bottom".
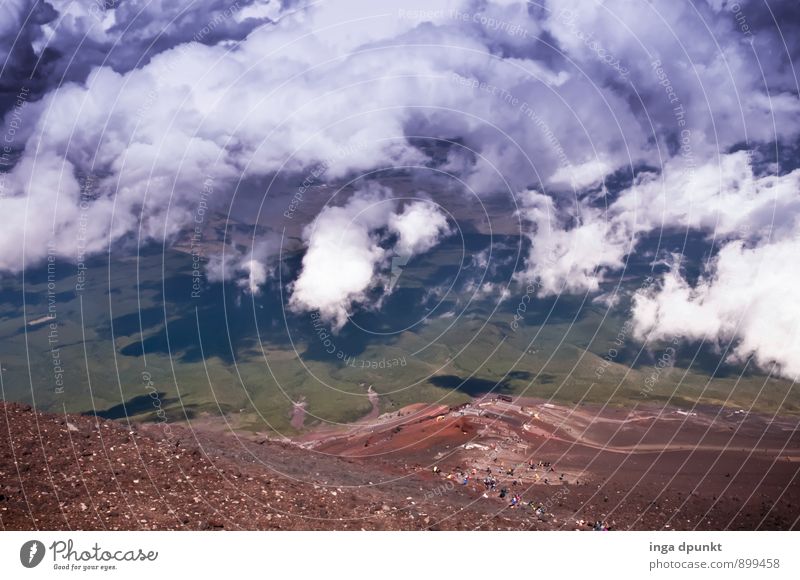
{"left": 0, "top": 401, "right": 544, "bottom": 530}
{"left": 303, "top": 398, "right": 800, "bottom": 530}
{"left": 2, "top": 398, "right": 799, "bottom": 531}
{"left": 308, "top": 404, "right": 467, "bottom": 458}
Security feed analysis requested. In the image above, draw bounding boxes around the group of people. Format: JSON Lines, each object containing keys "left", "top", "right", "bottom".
{"left": 430, "top": 461, "right": 612, "bottom": 530}
{"left": 432, "top": 459, "right": 566, "bottom": 516}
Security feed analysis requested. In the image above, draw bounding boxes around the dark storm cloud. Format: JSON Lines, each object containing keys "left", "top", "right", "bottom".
{"left": 0, "top": 0, "right": 57, "bottom": 107}
{"left": 0, "top": 0, "right": 287, "bottom": 115}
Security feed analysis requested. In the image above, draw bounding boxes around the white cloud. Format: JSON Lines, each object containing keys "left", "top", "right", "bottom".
{"left": 517, "top": 152, "right": 800, "bottom": 298}
{"left": 545, "top": 0, "right": 800, "bottom": 152}
{"left": 632, "top": 238, "right": 800, "bottom": 379}
{"left": 513, "top": 142, "right": 800, "bottom": 380}
{"left": 239, "top": 258, "right": 270, "bottom": 295}
{"left": 288, "top": 185, "right": 393, "bottom": 330}
{"left": 389, "top": 199, "right": 452, "bottom": 255}
{"left": 549, "top": 158, "right": 611, "bottom": 190}
{"left": 206, "top": 238, "right": 277, "bottom": 295}
{"left": 516, "top": 189, "right": 633, "bottom": 295}
{"left": 288, "top": 186, "right": 452, "bottom": 330}
{"left": 613, "top": 151, "right": 800, "bottom": 241}
{"left": 462, "top": 279, "right": 511, "bottom": 303}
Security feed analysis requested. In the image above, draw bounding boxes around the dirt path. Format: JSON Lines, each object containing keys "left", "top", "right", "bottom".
{"left": 290, "top": 396, "right": 307, "bottom": 430}
{"left": 364, "top": 386, "right": 380, "bottom": 421}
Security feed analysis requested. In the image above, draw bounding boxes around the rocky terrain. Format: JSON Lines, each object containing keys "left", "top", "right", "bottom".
{"left": 0, "top": 401, "right": 549, "bottom": 530}
{"left": 2, "top": 398, "right": 799, "bottom": 531}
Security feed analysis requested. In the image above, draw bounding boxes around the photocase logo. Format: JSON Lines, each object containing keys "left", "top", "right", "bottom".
{"left": 20, "top": 540, "right": 46, "bottom": 568}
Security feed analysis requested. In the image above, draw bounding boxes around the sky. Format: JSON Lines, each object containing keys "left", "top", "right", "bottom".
{"left": 1, "top": 0, "right": 799, "bottom": 379}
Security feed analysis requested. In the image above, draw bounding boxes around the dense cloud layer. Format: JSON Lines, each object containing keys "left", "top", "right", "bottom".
{"left": 1, "top": 0, "right": 798, "bottom": 373}
{"left": 0, "top": 0, "right": 283, "bottom": 99}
